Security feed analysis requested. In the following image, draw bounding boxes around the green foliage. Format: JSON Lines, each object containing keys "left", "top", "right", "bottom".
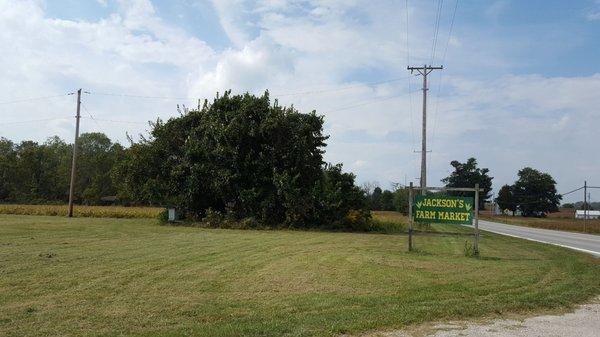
{"left": 370, "top": 187, "right": 383, "bottom": 210}
{"left": 343, "top": 209, "right": 373, "bottom": 231}
{"left": 562, "top": 203, "right": 574, "bottom": 209}
{"left": 380, "top": 190, "right": 395, "bottom": 211}
{"left": 494, "top": 168, "right": 562, "bottom": 217}
{"left": 77, "top": 133, "right": 124, "bottom": 204}
{"left": 116, "top": 91, "right": 368, "bottom": 229}
{"left": 366, "top": 186, "right": 400, "bottom": 212}
{"left": 0, "top": 137, "right": 67, "bottom": 202}
{"left": 441, "top": 157, "right": 493, "bottom": 209}
{"left": 496, "top": 184, "right": 516, "bottom": 214}
{"left": 463, "top": 240, "right": 477, "bottom": 257}
{"left": 158, "top": 209, "right": 169, "bottom": 223}
{"left": 200, "top": 208, "right": 226, "bottom": 228}
{"left": 0, "top": 134, "right": 123, "bottom": 205}
{"left": 0, "top": 92, "right": 368, "bottom": 229}
{"left": 317, "top": 164, "right": 369, "bottom": 229}
{"left": 513, "top": 167, "right": 561, "bottom": 216}
{"left": 393, "top": 188, "right": 409, "bottom": 214}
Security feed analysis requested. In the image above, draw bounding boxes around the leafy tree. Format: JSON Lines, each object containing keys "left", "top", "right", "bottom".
{"left": 380, "top": 190, "right": 395, "bottom": 211}
{"left": 0, "top": 138, "right": 16, "bottom": 200}
{"left": 0, "top": 133, "right": 123, "bottom": 205}
{"left": 513, "top": 167, "right": 561, "bottom": 217}
{"left": 495, "top": 184, "right": 516, "bottom": 215}
{"left": 76, "top": 133, "right": 123, "bottom": 204}
{"left": 562, "top": 203, "right": 575, "bottom": 209}
{"left": 393, "top": 188, "right": 409, "bottom": 214}
{"left": 370, "top": 187, "right": 383, "bottom": 210}
{"left": 11, "top": 140, "right": 70, "bottom": 202}
{"left": 116, "top": 91, "right": 367, "bottom": 228}
{"left": 317, "top": 164, "right": 369, "bottom": 229}
{"left": 441, "top": 158, "right": 493, "bottom": 209}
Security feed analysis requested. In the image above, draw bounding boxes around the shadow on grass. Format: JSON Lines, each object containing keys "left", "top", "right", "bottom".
{"left": 412, "top": 230, "right": 475, "bottom": 237}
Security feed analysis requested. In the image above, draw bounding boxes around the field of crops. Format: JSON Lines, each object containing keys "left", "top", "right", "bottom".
{"left": 0, "top": 204, "right": 164, "bottom": 219}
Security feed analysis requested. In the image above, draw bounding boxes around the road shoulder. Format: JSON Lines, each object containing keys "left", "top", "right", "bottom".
{"left": 357, "top": 296, "right": 600, "bottom": 337}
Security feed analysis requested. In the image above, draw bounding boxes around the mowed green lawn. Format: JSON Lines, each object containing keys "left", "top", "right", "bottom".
{"left": 0, "top": 215, "right": 598, "bottom": 337}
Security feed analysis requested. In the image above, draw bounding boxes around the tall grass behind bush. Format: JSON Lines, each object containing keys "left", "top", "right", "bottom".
{"left": 0, "top": 204, "right": 163, "bottom": 219}
{"left": 370, "top": 211, "right": 408, "bottom": 233}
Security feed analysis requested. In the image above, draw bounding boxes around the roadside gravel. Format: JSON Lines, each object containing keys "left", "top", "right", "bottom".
{"left": 366, "top": 297, "right": 600, "bottom": 337}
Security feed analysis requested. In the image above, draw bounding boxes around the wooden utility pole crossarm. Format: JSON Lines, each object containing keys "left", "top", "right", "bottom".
{"left": 407, "top": 65, "right": 443, "bottom": 195}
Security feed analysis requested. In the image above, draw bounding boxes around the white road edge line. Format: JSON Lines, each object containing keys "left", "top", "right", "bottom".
{"left": 481, "top": 229, "right": 600, "bottom": 257}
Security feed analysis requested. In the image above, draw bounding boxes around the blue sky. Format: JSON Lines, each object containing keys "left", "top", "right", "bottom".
{"left": 1, "top": 0, "right": 599, "bottom": 202}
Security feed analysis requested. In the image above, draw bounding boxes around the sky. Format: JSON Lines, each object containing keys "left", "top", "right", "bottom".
{"left": 1, "top": 0, "right": 599, "bottom": 203}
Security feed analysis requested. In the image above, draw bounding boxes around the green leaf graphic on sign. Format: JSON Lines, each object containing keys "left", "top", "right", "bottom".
{"left": 416, "top": 201, "right": 422, "bottom": 209}
{"left": 465, "top": 203, "right": 472, "bottom": 212}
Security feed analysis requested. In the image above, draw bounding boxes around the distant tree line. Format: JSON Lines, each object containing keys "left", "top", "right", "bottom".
{"left": 363, "top": 185, "right": 409, "bottom": 214}
{"left": 363, "top": 157, "right": 561, "bottom": 219}
{"left": 561, "top": 202, "right": 598, "bottom": 210}
{"left": 364, "top": 157, "right": 494, "bottom": 213}
{"left": 0, "top": 92, "right": 369, "bottom": 229}
{"left": 0, "top": 133, "right": 124, "bottom": 205}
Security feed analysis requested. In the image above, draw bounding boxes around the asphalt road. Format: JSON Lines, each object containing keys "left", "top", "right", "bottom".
{"left": 476, "top": 220, "right": 600, "bottom": 257}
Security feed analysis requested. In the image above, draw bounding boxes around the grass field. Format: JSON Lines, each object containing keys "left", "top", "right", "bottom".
{"left": 481, "top": 215, "right": 600, "bottom": 234}
{"left": 1, "top": 214, "right": 599, "bottom": 337}
{"left": 0, "top": 204, "right": 164, "bottom": 219}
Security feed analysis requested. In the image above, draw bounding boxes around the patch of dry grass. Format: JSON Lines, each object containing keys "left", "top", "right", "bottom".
{"left": 0, "top": 204, "right": 163, "bottom": 219}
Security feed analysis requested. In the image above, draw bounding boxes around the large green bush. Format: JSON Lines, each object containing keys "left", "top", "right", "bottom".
{"left": 116, "top": 91, "right": 369, "bottom": 229}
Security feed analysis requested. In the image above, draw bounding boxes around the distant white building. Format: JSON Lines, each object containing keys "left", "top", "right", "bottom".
{"left": 575, "top": 210, "right": 600, "bottom": 219}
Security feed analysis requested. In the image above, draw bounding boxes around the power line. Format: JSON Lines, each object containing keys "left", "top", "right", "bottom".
{"left": 325, "top": 92, "right": 406, "bottom": 113}
{"left": 0, "top": 93, "right": 70, "bottom": 105}
{"left": 561, "top": 186, "right": 584, "bottom": 196}
{"left": 88, "top": 92, "right": 196, "bottom": 100}
{"left": 80, "top": 116, "right": 148, "bottom": 125}
{"left": 83, "top": 90, "right": 414, "bottom": 125}
{"left": 406, "top": 0, "right": 418, "bottom": 183}
{"left": 273, "top": 76, "right": 414, "bottom": 97}
{"left": 81, "top": 102, "right": 108, "bottom": 135}
{"left": 0, "top": 117, "right": 72, "bottom": 126}
{"left": 431, "top": 0, "right": 459, "bottom": 160}
{"left": 88, "top": 77, "right": 415, "bottom": 101}
{"left": 440, "top": 0, "right": 459, "bottom": 63}
{"left": 430, "top": 0, "right": 444, "bottom": 64}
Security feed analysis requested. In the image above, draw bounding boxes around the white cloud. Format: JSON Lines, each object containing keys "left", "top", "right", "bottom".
{"left": 586, "top": 0, "right": 600, "bottom": 20}
{"left": 0, "top": 0, "right": 215, "bottom": 142}
{"left": 0, "top": 0, "right": 598, "bottom": 202}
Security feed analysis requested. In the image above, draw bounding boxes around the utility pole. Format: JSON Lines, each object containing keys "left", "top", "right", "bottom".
{"left": 407, "top": 65, "right": 442, "bottom": 194}
{"left": 408, "top": 182, "right": 413, "bottom": 251}
{"left": 474, "top": 183, "right": 480, "bottom": 256}
{"left": 583, "top": 180, "right": 587, "bottom": 232}
{"left": 68, "top": 89, "right": 82, "bottom": 218}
